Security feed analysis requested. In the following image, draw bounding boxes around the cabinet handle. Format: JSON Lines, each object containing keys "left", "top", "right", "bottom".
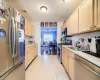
{"left": 75, "top": 58, "right": 100, "bottom": 77}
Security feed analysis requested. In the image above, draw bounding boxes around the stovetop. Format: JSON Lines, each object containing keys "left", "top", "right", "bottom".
{"left": 82, "top": 51, "right": 100, "bottom": 58}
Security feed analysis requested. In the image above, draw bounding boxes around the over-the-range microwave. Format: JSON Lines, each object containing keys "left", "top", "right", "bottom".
{"left": 62, "top": 28, "right": 67, "bottom": 37}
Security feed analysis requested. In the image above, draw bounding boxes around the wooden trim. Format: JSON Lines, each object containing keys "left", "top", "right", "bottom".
{"left": 79, "top": 0, "right": 88, "bottom": 7}
{"left": 25, "top": 55, "right": 37, "bottom": 70}
{"left": 62, "top": 64, "right": 71, "bottom": 80}
{"left": 68, "top": 28, "right": 100, "bottom": 36}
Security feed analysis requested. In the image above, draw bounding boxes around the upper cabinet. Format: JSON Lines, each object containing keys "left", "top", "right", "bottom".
{"left": 94, "top": 0, "right": 100, "bottom": 29}
{"left": 61, "top": 21, "right": 67, "bottom": 30}
{"left": 25, "top": 19, "right": 28, "bottom": 36}
{"left": 79, "top": 0, "right": 94, "bottom": 33}
{"left": 25, "top": 19, "right": 35, "bottom": 37}
{"left": 67, "top": 17, "right": 71, "bottom": 35}
{"left": 98, "top": 0, "right": 100, "bottom": 28}
{"left": 67, "top": 9, "right": 79, "bottom": 35}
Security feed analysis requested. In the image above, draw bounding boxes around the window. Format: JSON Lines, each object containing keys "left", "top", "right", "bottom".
{"left": 43, "top": 34, "right": 53, "bottom": 42}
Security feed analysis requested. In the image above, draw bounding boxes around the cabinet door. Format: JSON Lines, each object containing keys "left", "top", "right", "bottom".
{"left": 64, "top": 55, "right": 69, "bottom": 72}
{"left": 97, "top": 0, "right": 100, "bottom": 28}
{"left": 28, "top": 22, "right": 32, "bottom": 36}
{"left": 69, "top": 57, "right": 75, "bottom": 80}
{"left": 31, "top": 25, "right": 35, "bottom": 37}
{"left": 67, "top": 18, "right": 71, "bottom": 35}
{"left": 70, "top": 9, "right": 79, "bottom": 34}
{"left": 79, "top": 0, "right": 93, "bottom": 32}
{"left": 25, "top": 19, "right": 28, "bottom": 36}
{"left": 62, "top": 48, "right": 69, "bottom": 72}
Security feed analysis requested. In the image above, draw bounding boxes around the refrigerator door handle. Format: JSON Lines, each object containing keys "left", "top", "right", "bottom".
{"left": 12, "top": 17, "right": 16, "bottom": 58}
{"left": 9, "top": 18, "right": 12, "bottom": 57}
{"left": 14, "top": 21, "right": 17, "bottom": 57}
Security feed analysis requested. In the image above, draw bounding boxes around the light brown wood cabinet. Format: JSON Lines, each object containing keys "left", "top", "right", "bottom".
{"left": 67, "top": 18, "right": 71, "bottom": 35}
{"left": 61, "top": 0, "right": 100, "bottom": 35}
{"left": 67, "top": 9, "right": 79, "bottom": 35}
{"left": 62, "top": 47, "right": 69, "bottom": 72}
{"left": 98, "top": 0, "right": 100, "bottom": 28}
{"left": 62, "top": 47, "right": 75, "bottom": 80}
{"left": 69, "top": 57, "right": 75, "bottom": 80}
{"left": 25, "top": 44, "right": 38, "bottom": 68}
{"left": 79, "top": 0, "right": 94, "bottom": 32}
{"left": 25, "top": 19, "right": 28, "bottom": 36}
{"left": 25, "top": 19, "right": 35, "bottom": 37}
{"left": 94, "top": 0, "right": 100, "bottom": 29}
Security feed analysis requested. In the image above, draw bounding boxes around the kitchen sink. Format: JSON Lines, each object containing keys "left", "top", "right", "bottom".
{"left": 68, "top": 47, "right": 77, "bottom": 50}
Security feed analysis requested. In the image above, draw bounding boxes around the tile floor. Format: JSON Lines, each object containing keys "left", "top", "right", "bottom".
{"left": 25, "top": 55, "right": 69, "bottom": 80}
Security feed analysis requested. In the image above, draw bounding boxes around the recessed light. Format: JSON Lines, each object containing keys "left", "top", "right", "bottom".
{"left": 63, "top": 0, "right": 69, "bottom": 3}
{"left": 40, "top": 6, "right": 47, "bottom": 12}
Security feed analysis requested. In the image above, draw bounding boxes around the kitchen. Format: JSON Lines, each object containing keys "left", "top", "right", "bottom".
{"left": 0, "top": 0, "right": 100, "bottom": 80}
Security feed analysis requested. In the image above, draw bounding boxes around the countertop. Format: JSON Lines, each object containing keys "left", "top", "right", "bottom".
{"left": 62, "top": 45, "right": 100, "bottom": 68}
{"left": 25, "top": 43, "right": 37, "bottom": 48}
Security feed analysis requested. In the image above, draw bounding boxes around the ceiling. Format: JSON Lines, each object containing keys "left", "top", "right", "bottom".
{"left": 5, "top": 0, "right": 84, "bottom": 22}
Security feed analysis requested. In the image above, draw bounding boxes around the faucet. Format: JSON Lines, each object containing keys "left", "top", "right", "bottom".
{"left": 75, "top": 41, "right": 81, "bottom": 50}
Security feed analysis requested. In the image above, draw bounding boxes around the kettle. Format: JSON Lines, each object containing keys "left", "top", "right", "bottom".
{"left": 89, "top": 38, "right": 97, "bottom": 53}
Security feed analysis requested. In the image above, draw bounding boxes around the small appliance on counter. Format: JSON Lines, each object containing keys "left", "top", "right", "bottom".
{"left": 83, "top": 36, "right": 100, "bottom": 58}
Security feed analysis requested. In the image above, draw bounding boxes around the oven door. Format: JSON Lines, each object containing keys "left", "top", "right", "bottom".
{"left": 57, "top": 45, "right": 62, "bottom": 63}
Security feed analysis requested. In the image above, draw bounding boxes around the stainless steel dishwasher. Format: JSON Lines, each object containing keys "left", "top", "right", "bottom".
{"left": 75, "top": 55, "right": 100, "bottom": 80}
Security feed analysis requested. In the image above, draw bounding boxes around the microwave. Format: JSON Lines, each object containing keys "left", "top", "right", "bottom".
{"left": 62, "top": 28, "right": 67, "bottom": 37}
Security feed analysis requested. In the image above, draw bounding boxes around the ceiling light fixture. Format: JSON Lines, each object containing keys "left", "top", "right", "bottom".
{"left": 63, "top": 0, "right": 69, "bottom": 3}
{"left": 40, "top": 6, "right": 47, "bottom": 12}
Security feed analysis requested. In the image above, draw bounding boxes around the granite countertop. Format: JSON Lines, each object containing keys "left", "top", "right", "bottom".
{"left": 25, "top": 43, "right": 37, "bottom": 48}
{"left": 62, "top": 45, "right": 100, "bottom": 67}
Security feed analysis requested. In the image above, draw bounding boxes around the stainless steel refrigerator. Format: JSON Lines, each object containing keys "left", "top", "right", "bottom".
{"left": 0, "top": 8, "right": 24, "bottom": 77}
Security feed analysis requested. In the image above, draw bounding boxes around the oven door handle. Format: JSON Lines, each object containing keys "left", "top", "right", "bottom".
{"left": 75, "top": 58, "right": 100, "bottom": 77}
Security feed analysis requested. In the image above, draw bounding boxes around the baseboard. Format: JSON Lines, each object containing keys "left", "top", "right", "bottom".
{"left": 62, "top": 64, "right": 71, "bottom": 80}
{"left": 25, "top": 55, "right": 37, "bottom": 70}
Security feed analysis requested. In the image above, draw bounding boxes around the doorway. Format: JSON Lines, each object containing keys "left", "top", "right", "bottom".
{"left": 41, "top": 27, "right": 57, "bottom": 55}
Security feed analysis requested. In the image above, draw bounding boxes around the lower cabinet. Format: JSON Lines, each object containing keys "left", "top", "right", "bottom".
{"left": 25, "top": 44, "right": 38, "bottom": 68}
{"left": 69, "top": 57, "right": 75, "bottom": 80}
{"left": 62, "top": 47, "right": 75, "bottom": 80}
{"left": 62, "top": 49, "right": 69, "bottom": 72}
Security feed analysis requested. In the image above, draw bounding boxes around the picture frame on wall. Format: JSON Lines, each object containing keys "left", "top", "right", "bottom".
{"left": 45, "top": 22, "right": 48, "bottom": 27}
{"left": 54, "top": 22, "right": 57, "bottom": 27}
{"left": 49, "top": 22, "right": 53, "bottom": 27}
{"left": 41, "top": 22, "right": 44, "bottom": 27}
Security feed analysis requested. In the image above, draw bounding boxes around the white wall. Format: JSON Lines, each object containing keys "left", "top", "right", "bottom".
{"left": 33, "top": 22, "right": 63, "bottom": 55}
{"left": 33, "top": 22, "right": 41, "bottom": 55}
{"left": 57, "top": 22, "right": 63, "bottom": 43}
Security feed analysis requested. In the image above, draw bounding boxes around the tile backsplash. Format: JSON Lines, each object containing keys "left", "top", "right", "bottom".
{"left": 72, "top": 31, "right": 100, "bottom": 47}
